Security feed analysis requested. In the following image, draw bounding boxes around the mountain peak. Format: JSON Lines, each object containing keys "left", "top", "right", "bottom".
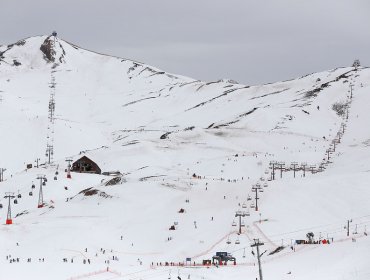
{"left": 0, "top": 35, "right": 69, "bottom": 68}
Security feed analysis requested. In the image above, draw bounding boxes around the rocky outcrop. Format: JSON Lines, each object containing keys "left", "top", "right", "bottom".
{"left": 40, "top": 36, "right": 65, "bottom": 63}
{"left": 40, "top": 36, "right": 56, "bottom": 62}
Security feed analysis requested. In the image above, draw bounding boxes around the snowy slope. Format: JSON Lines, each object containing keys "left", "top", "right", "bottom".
{"left": 0, "top": 35, "right": 370, "bottom": 280}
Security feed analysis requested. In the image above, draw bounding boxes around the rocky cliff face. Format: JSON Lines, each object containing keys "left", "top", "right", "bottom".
{"left": 40, "top": 35, "right": 66, "bottom": 63}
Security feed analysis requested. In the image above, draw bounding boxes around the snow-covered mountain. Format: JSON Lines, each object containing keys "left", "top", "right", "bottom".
{"left": 0, "top": 35, "right": 369, "bottom": 280}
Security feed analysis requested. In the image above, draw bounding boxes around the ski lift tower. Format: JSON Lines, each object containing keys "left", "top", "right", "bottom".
{"left": 46, "top": 144, "right": 54, "bottom": 164}
{"left": 37, "top": 175, "right": 46, "bottom": 208}
{"left": 269, "top": 161, "right": 277, "bottom": 180}
{"left": 251, "top": 239, "right": 265, "bottom": 280}
{"left": 301, "top": 162, "right": 307, "bottom": 177}
{"left": 66, "top": 158, "right": 73, "bottom": 179}
{"left": 4, "top": 192, "right": 15, "bottom": 224}
{"left": 235, "top": 210, "right": 248, "bottom": 235}
{"left": 251, "top": 184, "right": 261, "bottom": 211}
{"left": 0, "top": 168, "right": 6, "bottom": 182}
{"left": 291, "top": 162, "right": 299, "bottom": 178}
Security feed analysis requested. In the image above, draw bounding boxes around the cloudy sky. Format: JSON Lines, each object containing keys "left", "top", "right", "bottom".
{"left": 1, "top": 0, "right": 369, "bottom": 84}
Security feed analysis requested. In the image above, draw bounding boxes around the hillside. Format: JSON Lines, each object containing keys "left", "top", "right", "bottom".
{"left": 0, "top": 35, "right": 369, "bottom": 280}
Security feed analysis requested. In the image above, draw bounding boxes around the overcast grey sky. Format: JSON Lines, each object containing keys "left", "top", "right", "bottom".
{"left": 1, "top": 0, "right": 369, "bottom": 84}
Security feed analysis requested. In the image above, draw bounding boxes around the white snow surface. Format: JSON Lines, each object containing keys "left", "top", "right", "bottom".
{"left": 0, "top": 35, "right": 370, "bottom": 280}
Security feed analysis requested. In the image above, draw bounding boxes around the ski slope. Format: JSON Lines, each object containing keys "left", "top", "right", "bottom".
{"left": 0, "top": 35, "right": 369, "bottom": 280}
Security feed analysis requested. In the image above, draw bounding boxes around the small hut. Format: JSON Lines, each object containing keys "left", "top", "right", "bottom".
{"left": 71, "top": 156, "right": 101, "bottom": 174}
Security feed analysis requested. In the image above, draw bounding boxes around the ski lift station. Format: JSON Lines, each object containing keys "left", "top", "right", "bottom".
{"left": 71, "top": 156, "right": 101, "bottom": 174}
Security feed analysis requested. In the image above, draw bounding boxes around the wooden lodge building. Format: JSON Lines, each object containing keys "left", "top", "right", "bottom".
{"left": 71, "top": 156, "right": 101, "bottom": 174}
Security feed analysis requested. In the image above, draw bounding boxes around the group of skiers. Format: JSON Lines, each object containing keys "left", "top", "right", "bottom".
{"left": 5, "top": 255, "right": 44, "bottom": 263}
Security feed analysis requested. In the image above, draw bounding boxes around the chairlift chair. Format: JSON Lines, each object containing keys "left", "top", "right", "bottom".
{"left": 242, "top": 202, "right": 247, "bottom": 208}
{"left": 232, "top": 220, "right": 237, "bottom": 227}
{"left": 241, "top": 220, "right": 245, "bottom": 227}
{"left": 54, "top": 176, "right": 57, "bottom": 180}
{"left": 42, "top": 181, "right": 46, "bottom": 186}
{"left": 259, "top": 188, "right": 264, "bottom": 193}
{"left": 247, "top": 195, "right": 252, "bottom": 201}
{"left": 226, "top": 237, "right": 231, "bottom": 244}
{"left": 14, "top": 199, "right": 18, "bottom": 204}
{"left": 250, "top": 202, "right": 255, "bottom": 208}
{"left": 0, "top": 203, "right": 3, "bottom": 209}
{"left": 17, "top": 194, "right": 21, "bottom": 198}
{"left": 235, "top": 237, "right": 240, "bottom": 245}
{"left": 246, "top": 209, "right": 250, "bottom": 216}
{"left": 31, "top": 184, "right": 35, "bottom": 189}
{"left": 29, "top": 192, "right": 33, "bottom": 196}
{"left": 263, "top": 183, "right": 268, "bottom": 188}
